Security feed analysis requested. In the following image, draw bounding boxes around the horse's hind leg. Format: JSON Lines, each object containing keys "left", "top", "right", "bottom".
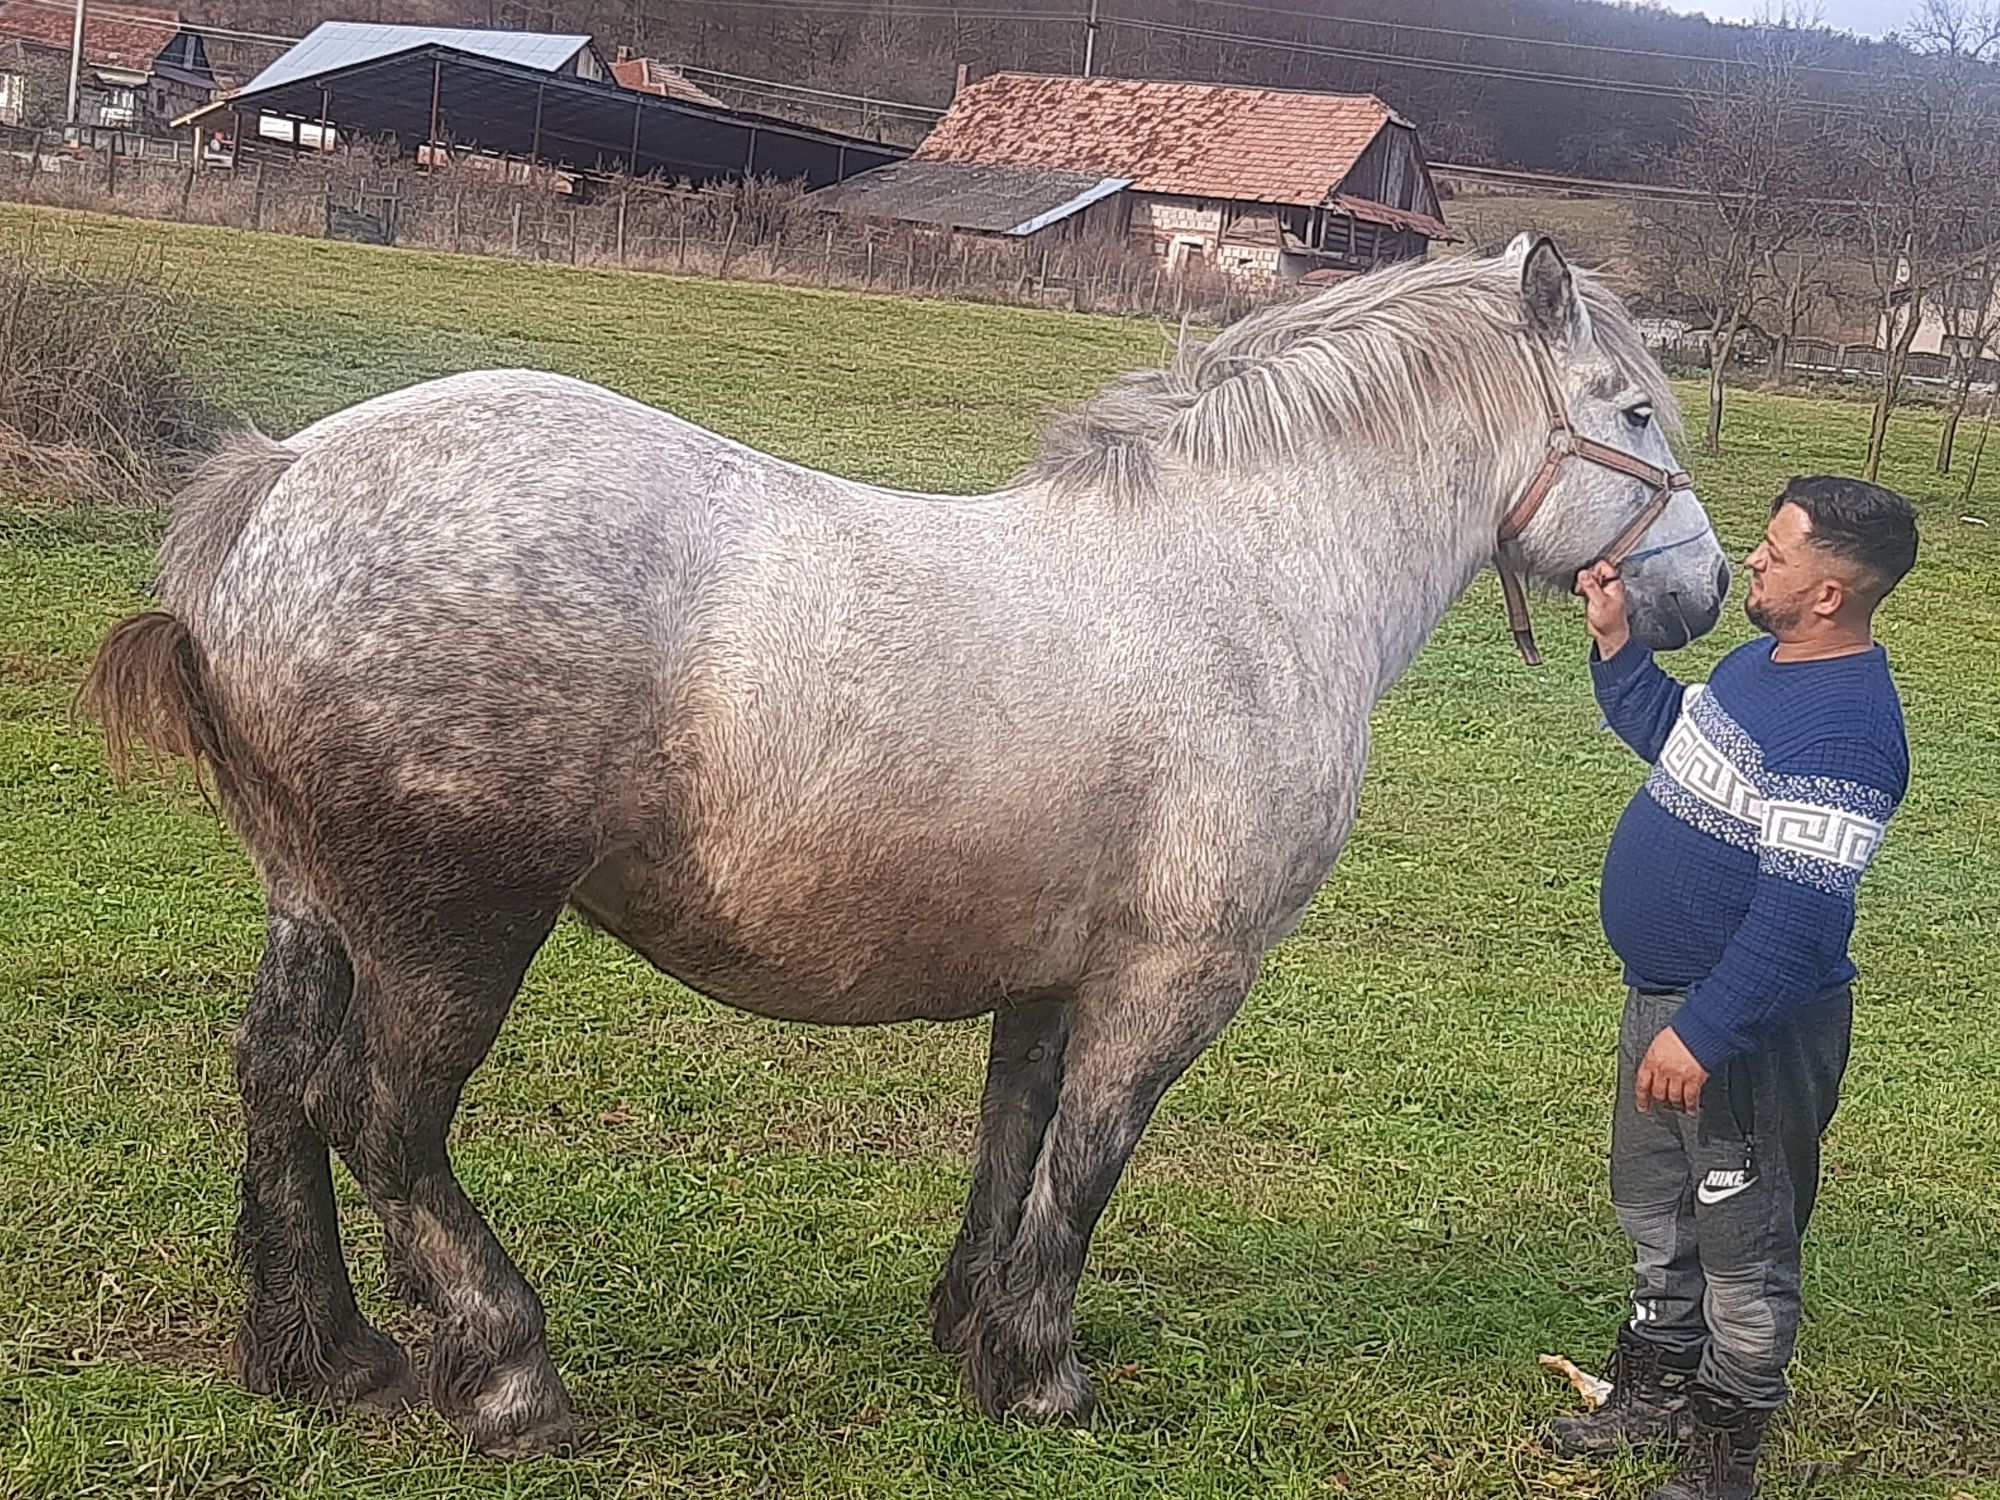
{"left": 305, "top": 899, "right": 575, "bottom": 1459}
{"left": 964, "top": 950, "right": 1255, "bottom": 1423}
{"left": 931, "top": 996, "right": 1070, "bottom": 1355}
{"left": 230, "top": 902, "right": 416, "bottom": 1410}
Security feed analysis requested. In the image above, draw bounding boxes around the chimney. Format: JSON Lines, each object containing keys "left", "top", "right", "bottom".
{"left": 954, "top": 62, "right": 970, "bottom": 97}
{"left": 616, "top": 45, "right": 631, "bottom": 64}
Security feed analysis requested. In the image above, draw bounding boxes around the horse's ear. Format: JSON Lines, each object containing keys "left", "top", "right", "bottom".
{"left": 1503, "top": 232, "right": 1534, "bottom": 266}
{"left": 1520, "top": 236, "right": 1591, "bottom": 347}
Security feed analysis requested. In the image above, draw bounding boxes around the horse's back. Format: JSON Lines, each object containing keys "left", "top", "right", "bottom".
{"left": 192, "top": 372, "right": 744, "bottom": 895}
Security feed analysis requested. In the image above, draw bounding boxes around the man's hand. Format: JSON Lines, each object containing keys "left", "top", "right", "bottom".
{"left": 1636, "top": 1027, "right": 1709, "bottom": 1114}
{"left": 1574, "top": 560, "right": 1632, "bottom": 659}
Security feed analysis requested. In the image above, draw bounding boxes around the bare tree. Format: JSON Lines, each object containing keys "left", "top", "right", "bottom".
{"left": 1901, "top": 0, "right": 2000, "bottom": 57}
{"left": 1634, "top": 22, "right": 1835, "bottom": 454}
{"left": 1927, "top": 243, "right": 2000, "bottom": 471}
{"left": 1841, "top": 0, "right": 2000, "bottom": 479}
{"left": 1761, "top": 239, "right": 1847, "bottom": 379}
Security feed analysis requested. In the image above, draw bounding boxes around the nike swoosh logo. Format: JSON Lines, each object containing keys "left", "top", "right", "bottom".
{"left": 1697, "top": 1181, "right": 1754, "bottom": 1206}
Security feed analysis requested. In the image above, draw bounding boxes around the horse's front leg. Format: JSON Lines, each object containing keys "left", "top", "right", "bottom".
{"left": 963, "top": 949, "right": 1256, "bottom": 1422}
{"left": 931, "top": 995, "right": 1072, "bottom": 1355}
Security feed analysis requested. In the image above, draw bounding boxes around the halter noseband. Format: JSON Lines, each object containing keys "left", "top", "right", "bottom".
{"left": 1494, "top": 358, "right": 1692, "bottom": 666}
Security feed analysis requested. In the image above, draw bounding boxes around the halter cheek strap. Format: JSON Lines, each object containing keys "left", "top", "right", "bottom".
{"left": 1494, "top": 360, "right": 1693, "bottom": 666}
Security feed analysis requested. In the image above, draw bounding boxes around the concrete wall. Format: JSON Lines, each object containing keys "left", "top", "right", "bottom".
{"left": 1129, "top": 193, "right": 1285, "bottom": 280}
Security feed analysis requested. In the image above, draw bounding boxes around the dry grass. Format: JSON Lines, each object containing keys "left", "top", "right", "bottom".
{"left": 0, "top": 233, "right": 218, "bottom": 505}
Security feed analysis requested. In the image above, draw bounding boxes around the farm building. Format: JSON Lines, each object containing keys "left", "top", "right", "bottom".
{"left": 177, "top": 22, "right": 901, "bottom": 192}
{"left": 809, "top": 72, "right": 1454, "bottom": 281}
{"left": 1881, "top": 247, "right": 2000, "bottom": 364}
{"left": 607, "top": 48, "right": 726, "bottom": 109}
{"left": 0, "top": 1, "right": 214, "bottom": 134}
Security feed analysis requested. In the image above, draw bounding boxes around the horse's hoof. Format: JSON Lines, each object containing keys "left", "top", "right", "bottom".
{"left": 470, "top": 1412, "right": 582, "bottom": 1461}
{"left": 968, "top": 1332, "right": 1096, "bottom": 1425}
{"left": 231, "top": 1319, "right": 415, "bottom": 1412}
{"left": 1006, "top": 1358, "right": 1096, "bottom": 1426}
{"left": 440, "top": 1351, "right": 578, "bottom": 1461}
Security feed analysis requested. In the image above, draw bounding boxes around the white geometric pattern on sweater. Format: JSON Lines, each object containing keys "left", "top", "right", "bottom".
{"left": 1643, "top": 683, "right": 1887, "bottom": 896}
{"left": 1652, "top": 686, "right": 1764, "bottom": 830}
{"left": 1760, "top": 799, "right": 1885, "bottom": 870}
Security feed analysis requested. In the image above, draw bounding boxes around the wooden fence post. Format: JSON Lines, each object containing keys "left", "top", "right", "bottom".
{"left": 718, "top": 212, "right": 740, "bottom": 276}
{"left": 511, "top": 201, "right": 522, "bottom": 255}
{"left": 616, "top": 193, "right": 628, "bottom": 265}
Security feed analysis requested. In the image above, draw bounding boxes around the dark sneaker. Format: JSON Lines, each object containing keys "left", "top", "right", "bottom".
{"left": 1645, "top": 1388, "right": 1771, "bottom": 1500}
{"left": 1545, "top": 1327, "right": 1700, "bottom": 1458}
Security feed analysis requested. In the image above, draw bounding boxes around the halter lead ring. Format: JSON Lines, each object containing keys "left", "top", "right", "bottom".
{"left": 1493, "top": 362, "right": 1692, "bottom": 666}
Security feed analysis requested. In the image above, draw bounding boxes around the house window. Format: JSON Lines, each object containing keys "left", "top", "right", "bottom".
{"left": 97, "top": 87, "right": 138, "bottom": 127}
{"left": 1942, "top": 334, "right": 1987, "bottom": 360}
{"left": 0, "top": 71, "right": 22, "bottom": 125}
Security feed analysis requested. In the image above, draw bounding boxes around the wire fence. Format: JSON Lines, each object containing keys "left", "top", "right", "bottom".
{"left": 0, "top": 139, "right": 1286, "bottom": 325}
{"left": 1644, "top": 327, "right": 2000, "bottom": 393}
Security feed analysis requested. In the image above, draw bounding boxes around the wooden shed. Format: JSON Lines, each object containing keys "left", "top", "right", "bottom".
{"left": 813, "top": 72, "right": 1454, "bottom": 281}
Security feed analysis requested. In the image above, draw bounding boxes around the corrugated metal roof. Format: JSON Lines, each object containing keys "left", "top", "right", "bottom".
{"left": 238, "top": 22, "right": 590, "bottom": 96}
{"left": 915, "top": 72, "right": 1399, "bottom": 209}
{"left": 0, "top": 0, "right": 181, "bottom": 71}
{"left": 809, "top": 159, "right": 1129, "bottom": 236}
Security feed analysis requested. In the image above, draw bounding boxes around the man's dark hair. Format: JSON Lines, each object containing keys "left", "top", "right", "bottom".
{"left": 1776, "top": 475, "right": 1919, "bottom": 604}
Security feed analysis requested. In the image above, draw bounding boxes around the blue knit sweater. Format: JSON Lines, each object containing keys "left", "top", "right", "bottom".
{"left": 1592, "top": 636, "right": 1909, "bottom": 1070}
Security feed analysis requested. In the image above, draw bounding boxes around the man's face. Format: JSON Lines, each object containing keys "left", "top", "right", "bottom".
{"left": 1744, "top": 501, "right": 1831, "bottom": 637}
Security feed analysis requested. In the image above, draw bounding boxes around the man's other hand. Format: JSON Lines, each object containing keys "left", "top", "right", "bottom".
{"left": 1575, "top": 560, "right": 1633, "bottom": 659}
{"left": 1636, "top": 1026, "right": 1709, "bottom": 1114}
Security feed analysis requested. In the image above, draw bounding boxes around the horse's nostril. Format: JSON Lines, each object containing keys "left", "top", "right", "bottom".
{"left": 1716, "top": 559, "right": 1732, "bottom": 597}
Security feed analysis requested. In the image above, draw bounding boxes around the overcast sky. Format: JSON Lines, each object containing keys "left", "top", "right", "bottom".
{"left": 1659, "top": 0, "right": 1914, "bottom": 37}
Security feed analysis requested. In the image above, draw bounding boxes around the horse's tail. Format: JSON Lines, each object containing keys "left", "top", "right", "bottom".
{"left": 77, "top": 611, "right": 226, "bottom": 785}
{"left": 154, "top": 429, "right": 296, "bottom": 621}
{"left": 78, "top": 430, "right": 294, "bottom": 786}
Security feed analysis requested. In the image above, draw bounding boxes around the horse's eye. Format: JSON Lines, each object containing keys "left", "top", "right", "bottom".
{"left": 1623, "top": 402, "right": 1654, "bottom": 429}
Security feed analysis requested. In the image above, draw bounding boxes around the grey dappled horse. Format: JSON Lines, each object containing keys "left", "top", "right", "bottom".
{"left": 83, "top": 237, "right": 1728, "bottom": 1456}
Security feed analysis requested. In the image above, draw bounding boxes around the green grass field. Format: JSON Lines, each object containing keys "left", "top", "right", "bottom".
{"left": 1, "top": 206, "right": 1996, "bottom": 1500}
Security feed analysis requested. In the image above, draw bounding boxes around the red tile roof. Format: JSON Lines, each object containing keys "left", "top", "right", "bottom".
{"left": 610, "top": 55, "right": 727, "bottom": 109}
{"left": 0, "top": 0, "right": 180, "bottom": 71}
{"left": 915, "top": 72, "right": 1403, "bottom": 209}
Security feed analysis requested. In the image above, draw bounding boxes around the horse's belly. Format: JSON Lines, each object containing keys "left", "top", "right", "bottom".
{"left": 569, "top": 841, "right": 1094, "bottom": 1025}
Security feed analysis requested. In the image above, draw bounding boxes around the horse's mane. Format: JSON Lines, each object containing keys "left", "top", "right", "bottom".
{"left": 1018, "top": 250, "right": 1679, "bottom": 501}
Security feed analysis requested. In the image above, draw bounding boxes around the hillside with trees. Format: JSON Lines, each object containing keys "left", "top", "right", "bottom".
{"left": 182, "top": 0, "right": 1952, "bottom": 173}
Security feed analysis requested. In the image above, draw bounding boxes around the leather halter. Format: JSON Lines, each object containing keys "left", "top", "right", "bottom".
{"left": 1494, "top": 357, "right": 1692, "bottom": 666}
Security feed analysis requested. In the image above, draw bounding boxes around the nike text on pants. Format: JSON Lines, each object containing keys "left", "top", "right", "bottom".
{"left": 1611, "top": 985, "right": 1853, "bottom": 1411}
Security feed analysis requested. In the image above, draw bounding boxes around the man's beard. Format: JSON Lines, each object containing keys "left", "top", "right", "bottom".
{"left": 1745, "top": 591, "right": 1802, "bottom": 636}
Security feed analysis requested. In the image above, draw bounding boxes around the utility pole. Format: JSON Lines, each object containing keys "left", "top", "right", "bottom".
{"left": 65, "top": 0, "right": 87, "bottom": 127}
{"left": 1083, "top": 0, "right": 1099, "bottom": 77}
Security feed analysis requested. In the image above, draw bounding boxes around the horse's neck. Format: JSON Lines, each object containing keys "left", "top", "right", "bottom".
{"left": 1264, "top": 435, "right": 1515, "bottom": 701}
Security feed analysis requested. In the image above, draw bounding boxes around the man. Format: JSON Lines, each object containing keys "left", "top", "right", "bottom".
{"left": 1547, "top": 476, "right": 1918, "bottom": 1499}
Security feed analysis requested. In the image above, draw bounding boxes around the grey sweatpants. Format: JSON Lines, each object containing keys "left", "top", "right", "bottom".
{"left": 1612, "top": 986, "right": 1853, "bottom": 1411}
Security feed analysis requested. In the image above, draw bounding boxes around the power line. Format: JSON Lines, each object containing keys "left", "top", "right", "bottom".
{"left": 2, "top": 0, "right": 299, "bottom": 48}
{"left": 678, "top": 65, "right": 944, "bottom": 117}
{"left": 1100, "top": 14, "right": 1877, "bottom": 112}
{"left": 1165, "top": 0, "right": 1885, "bottom": 81}
{"left": 608, "top": 0, "right": 1877, "bottom": 110}
{"left": 631, "top": 0, "right": 1081, "bottom": 16}
{"left": 605, "top": 0, "right": 1887, "bottom": 83}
